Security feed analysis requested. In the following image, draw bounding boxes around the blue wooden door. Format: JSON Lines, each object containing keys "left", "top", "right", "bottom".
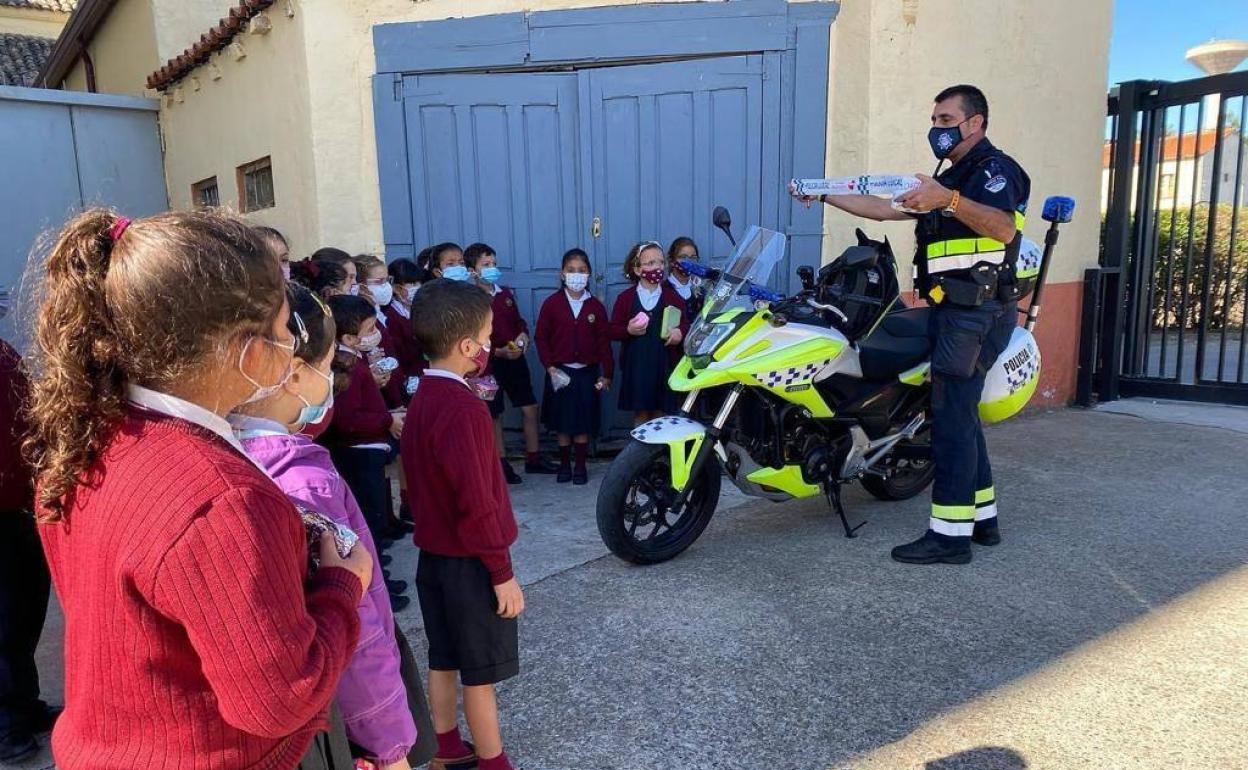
{"left": 400, "top": 72, "right": 582, "bottom": 338}
{"left": 581, "top": 56, "right": 765, "bottom": 431}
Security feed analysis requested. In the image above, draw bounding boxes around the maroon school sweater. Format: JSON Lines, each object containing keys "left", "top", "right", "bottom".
{"left": 324, "top": 353, "right": 393, "bottom": 447}
{"left": 39, "top": 408, "right": 363, "bottom": 770}
{"left": 0, "top": 339, "right": 32, "bottom": 511}
{"left": 608, "top": 283, "right": 690, "bottom": 367}
{"left": 382, "top": 302, "right": 427, "bottom": 378}
{"left": 489, "top": 286, "right": 528, "bottom": 349}
{"left": 534, "top": 290, "right": 614, "bottom": 379}
{"left": 401, "top": 374, "right": 517, "bottom": 584}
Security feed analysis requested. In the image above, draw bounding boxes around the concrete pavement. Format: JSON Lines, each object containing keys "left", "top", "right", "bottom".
{"left": 12, "top": 404, "right": 1248, "bottom": 770}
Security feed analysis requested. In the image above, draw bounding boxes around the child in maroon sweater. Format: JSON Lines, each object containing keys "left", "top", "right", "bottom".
{"left": 402, "top": 279, "right": 522, "bottom": 770}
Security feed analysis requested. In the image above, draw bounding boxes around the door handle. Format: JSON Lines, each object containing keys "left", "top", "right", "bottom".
{"left": 591, "top": 216, "right": 602, "bottom": 239}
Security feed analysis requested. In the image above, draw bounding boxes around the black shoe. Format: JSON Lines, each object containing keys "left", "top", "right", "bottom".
{"left": 556, "top": 464, "right": 572, "bottom": 484}
{"left": 388, "top": 593, "right": 412, "bottom": 612}
{"left": 525, "top": 456, "right": 561, "bottom": 475}
{"left": 972, "top": 519, "right": 1001, "bottom": 546}
{"left": 572, "top": 467, "right": 588, "bottom": 486}
{"left": 502, "top": 460, "right": 523, "bottom": 485}
{"left": 386, "top": 578, "right": 408, "bottom": 594}
{"left": 391, "top": 517, "right": 415, "bottom": 535}
{"left": 398, "top": 502, "right": 414, "bottom": 524}
{"left": 0, "top": 731, "right": 38, "bottom": 763}
{"left": 891, "top": 532, "right": 972, "bottom": 565}
{"left": 25, "top": 702, "right": 62, "bottom": 734}
{"left": 380, "top": 553, "right": 392, "bottom": 567}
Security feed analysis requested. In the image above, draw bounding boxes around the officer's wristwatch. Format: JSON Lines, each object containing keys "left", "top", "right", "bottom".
{"left": 941, "top": 190, "right": 960, "bottom": 218}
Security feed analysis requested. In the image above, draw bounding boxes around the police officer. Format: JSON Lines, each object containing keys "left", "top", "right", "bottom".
{"left": 792, "top": 84, "right": 1029, "bottom": 565}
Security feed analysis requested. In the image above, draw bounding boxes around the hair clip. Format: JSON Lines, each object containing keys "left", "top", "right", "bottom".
{"left": 109, "top": 217, "right": 132, "bottom": 243}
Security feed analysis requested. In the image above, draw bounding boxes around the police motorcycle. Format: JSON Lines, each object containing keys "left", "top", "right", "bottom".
{"left": 596, "top": 197, "right": 1075, "bottom": 564}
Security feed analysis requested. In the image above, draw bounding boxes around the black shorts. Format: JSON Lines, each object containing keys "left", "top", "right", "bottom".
{"left": 415, "top": 552, "right": 519, "bottom": 686}
{"left": 488, "top": 356, "right": 538, "bottom": 417}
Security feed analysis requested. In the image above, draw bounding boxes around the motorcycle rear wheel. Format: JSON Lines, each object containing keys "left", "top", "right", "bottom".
{"left": 597, "top": 439, "right": 722, "bottom": 564}
{"left": 861, "top": 456, "right": 934, "bottom": 501}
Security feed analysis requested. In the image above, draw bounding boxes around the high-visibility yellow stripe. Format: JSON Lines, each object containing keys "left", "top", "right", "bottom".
{"left": 1015, "top": 211, "right": 1026, "bottom": 229}
{"left": 975, "top": 486, "right": 996, "bottom": 505}
{"left": 926, "top": 237, "right": 1006, "bottom": 258}
{"left": 931, "top": 503, "right": 976, "bottom": 522}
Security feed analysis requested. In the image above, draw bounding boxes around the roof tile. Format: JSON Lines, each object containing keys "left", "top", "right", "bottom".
{"left": 0, "top": 31, "right": 54, "bottom": 86}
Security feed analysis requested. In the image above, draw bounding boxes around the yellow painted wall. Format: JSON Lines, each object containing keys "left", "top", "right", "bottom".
{"left": 821, "top": 0, "right": 1111, "bottom": 287}
{"left": 159, "top": 7, "right": 321, "bottom": 257}
{"left": 0, "top": 6, "right": 67, "bottom": 38}
{"left": 57, "top": 0, "right": 159, "bottom": 97}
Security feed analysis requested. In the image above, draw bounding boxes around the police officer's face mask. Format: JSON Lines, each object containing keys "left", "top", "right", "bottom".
{"left": 927, "top": 116, "right": 975, "bottom": 160}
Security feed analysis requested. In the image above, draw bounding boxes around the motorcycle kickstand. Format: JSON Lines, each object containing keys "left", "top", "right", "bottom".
{"left": 824, "top": 481, "right": 866, "bottom": 538}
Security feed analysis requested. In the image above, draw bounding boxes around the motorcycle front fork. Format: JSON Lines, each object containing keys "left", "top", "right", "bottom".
{"left": 668, "top": 385, "right": 741, "bottom": 512}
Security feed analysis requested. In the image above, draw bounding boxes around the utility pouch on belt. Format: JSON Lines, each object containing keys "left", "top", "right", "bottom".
{"left": 932, "top": 268, "right": 997, "bottom": 308}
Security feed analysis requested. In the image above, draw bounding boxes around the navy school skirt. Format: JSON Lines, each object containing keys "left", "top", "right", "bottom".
{"left": 541, "top": 364, "right": 601, "bottom": 437}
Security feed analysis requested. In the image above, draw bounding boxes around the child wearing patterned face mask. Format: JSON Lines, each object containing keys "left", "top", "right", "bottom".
{"left": 535, "top": 249, "right": 614, "bottom": 484}
{"left": 609, "top": 241, "right": 689, "bottom": 426}
{"left": 231, "top": 283, "right": 436, "bottom": 770}
{"left": 322, "top": 295, "right": 411, "bottom": 606}
{"left": 463, "top": 243, "right": 559, "bottom": 485}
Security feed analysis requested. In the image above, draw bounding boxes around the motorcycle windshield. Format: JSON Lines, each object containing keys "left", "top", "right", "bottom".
{"left": 699, "top": 226, "right": 786, "bottom": 321}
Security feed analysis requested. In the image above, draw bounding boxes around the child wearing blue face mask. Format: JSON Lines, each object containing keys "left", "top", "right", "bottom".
{"left": 230, "top": 283, "right": 436, "bottom": 770}
{"left": 430, "top": 243, "right": 470, "bottom": 282}
{"left": 464, "top": 243, "right": 558, "bottom": 485}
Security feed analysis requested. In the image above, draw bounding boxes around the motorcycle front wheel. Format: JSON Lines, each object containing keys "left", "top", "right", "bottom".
{"left": 596, "top": 439, "right": 722, "bottom": 564}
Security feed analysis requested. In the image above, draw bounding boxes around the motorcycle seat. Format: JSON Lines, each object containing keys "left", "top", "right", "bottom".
{"left": 879, "top": 305, "right": 931, "bottom": 338}
{"left": 858, "top": 312, "right": 931, "bottom": 380}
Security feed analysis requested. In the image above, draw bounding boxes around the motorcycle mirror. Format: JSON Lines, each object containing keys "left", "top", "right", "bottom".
{"left": 797, "top": 265, "right": 815, "bottom": 290}
{"left": 712, "top": 206, "right": 736, "bottom": 245}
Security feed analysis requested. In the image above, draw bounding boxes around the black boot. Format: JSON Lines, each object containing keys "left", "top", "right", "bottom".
{"left": 501, "top": 459, "right": 523, "bottom": 485}
{"left": 24, "top": 702, "right": 62, "bottom": 734}
{"left": 0, "top": 731, "right": 38, "bottom": 763}
{"left": 972, "top": 518, "right": 1001, "bottom": 546}
{"left": 891, "top": 532, "right": 972, "bottom": 565}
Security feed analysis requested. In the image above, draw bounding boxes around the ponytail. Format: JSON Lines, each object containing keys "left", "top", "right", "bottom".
{"left": 23, "top": 210, "right": 128, "bottom": 521}
{"left": 24, "top": 208, "right": 282, "bottom": 521}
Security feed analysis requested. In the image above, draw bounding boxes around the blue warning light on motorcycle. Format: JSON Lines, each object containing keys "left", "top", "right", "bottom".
{"left": 1042, "top": 195, "right": 1076, "bottom": 223}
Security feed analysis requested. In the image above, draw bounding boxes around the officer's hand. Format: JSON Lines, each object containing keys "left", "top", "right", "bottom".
{"left": 787, "top": 180, "right": 819, "bottom": 208}
{"left": 895, "top": 174, "right": 954, "bottom": 213}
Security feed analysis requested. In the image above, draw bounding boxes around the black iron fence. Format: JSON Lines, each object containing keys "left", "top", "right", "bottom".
{"left": 1081, "top": 72, "right": 1248, "bottom": 405}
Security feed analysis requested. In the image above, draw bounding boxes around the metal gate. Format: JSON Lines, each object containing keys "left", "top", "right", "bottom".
{"left": 1082, "top": 72, "right": 1248, "bottom": 405}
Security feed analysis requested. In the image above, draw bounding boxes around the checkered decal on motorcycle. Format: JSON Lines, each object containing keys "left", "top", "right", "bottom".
{"left": 754, "top": 359, "right": 833, "bottom": 388}
{"left": 630, "top": 416, "right": 701, "bottom": 442}
{"left": 1005, "top": 344, "right": 1040, "bottom": 394}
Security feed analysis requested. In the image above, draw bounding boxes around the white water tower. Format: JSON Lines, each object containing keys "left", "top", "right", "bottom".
{"left": 1186, "top": 39, "right": 1248, "bottom": 76}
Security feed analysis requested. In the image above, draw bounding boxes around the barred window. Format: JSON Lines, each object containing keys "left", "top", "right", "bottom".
{"left": 191, "top": 177, "right": 219, "bottom": 208}
{"left": 237, "top": 157, "right": 275, "bottom": 212}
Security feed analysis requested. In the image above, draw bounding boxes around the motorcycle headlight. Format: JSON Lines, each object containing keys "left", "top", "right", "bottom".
{"left": 685, "top": 321, "right": 736, "bottom": 358}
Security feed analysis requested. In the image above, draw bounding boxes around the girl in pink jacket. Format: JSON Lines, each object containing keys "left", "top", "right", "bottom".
{"left": 231, "top": 282, "right": 434, "bottom": 770}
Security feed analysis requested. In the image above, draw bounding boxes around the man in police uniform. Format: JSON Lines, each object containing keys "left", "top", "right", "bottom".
{"left": 793, "top": 84, "right": 1029, "bottom": 565}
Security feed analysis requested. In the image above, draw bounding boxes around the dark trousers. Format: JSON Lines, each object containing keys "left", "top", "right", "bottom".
{"left": 927, "top": 301, "right": 1016, "bottom": 541}
{"left": 330, "top": 446, "right": 394, "bottom": 544}
{"left": 0, "top": 510, "right": 51, "bottom": 736}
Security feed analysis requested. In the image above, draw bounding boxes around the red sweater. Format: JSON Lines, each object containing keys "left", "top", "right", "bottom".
{"left": 382, "top": 303, "right": 427, "bottom": 378}
{"left": 40, "top": 408, "right": 363, "bottom": 770}
{"left": 0, "top": 340, "right": 32, "bottom": 512}
{"left": 489, "top": 287, "right": 528, "bottom": 349}
{"left": 609, "top": 283, "right": 690, "bottom": 367}
{"left": 534, "top": 291, "right": 614, "bottom": 379}
{"left": 401, "top": 374, "right": 517, "bottom": 584}
{"left": 324, "top": 353, "right": 394, "bottom": 447}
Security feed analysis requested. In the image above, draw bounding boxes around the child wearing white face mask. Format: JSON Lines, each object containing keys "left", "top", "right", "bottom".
{"left": 534, "top": 248, "right": 614, "bottom": 485}
{"left": 383, "top": 258, "right": 429, "bottom": 384}
{"left": 230, "top": 283, "right": 436, "bottom": 770}
{"left": 355, "top": 255, "right": 405, "bottom": 408}
{"left": 321, "top": 295, "right": 410, "bottom": 603}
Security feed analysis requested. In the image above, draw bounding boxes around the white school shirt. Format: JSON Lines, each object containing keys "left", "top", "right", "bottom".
{"left": 422, "top": 368, "right": 470, "bottom": 389}
{"left": 391, "top": 300, "right": 411, "bottom": 320}
{"left": 636, "top": 282, "right": 662, "bottom": 312}
{"left": 668, "top": 274, "right": 693, "bottom": 301}
{"left": 339, "top": 345, "right": 391, "bottom": 451}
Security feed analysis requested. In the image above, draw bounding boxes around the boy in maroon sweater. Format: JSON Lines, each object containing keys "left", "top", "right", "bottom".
{"left": 402, "top": 279, "right": 522, "bottom": 770}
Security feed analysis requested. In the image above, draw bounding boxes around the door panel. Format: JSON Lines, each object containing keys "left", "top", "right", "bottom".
{"left": 582, "top": 55, "right": 765, "bottom": 432}
{"left": 401, "top": 72, "right": 581, "bottom": 390}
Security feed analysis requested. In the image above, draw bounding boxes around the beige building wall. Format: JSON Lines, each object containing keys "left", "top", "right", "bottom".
{"left": 822, "top": 0, "right": 1111, "bottom": 288}
{"left": 0, "top": 5, "right": 68, "bottom": 38}
{"left": 159, "top": 4, "right": 321, "bottom": 256}
{"left": 60, "top": 0, "right": 159, "bottom": 97}
{"left": 149, "top": 0, "right": 238, "bottom": 62}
